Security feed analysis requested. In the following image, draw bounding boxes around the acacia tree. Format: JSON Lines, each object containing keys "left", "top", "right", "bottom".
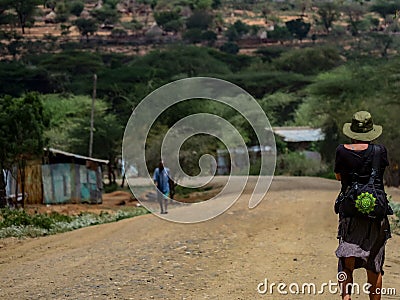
{"left": 370, "top": 0, "right": 400, "bottom": 20}
{"left": 154, "top": 10, "right": 183, "bottom": 33}
{"left": 342, "top": 2, "right": 367, "bottom": 36}
{"left": 315, "top": 1, "right": 339, "bottom": 34}
{"left": 285, "top": 18, "right": 311, "bottom": 42}
{"left": 8, "top": 0, "right": 41, "bottom": 34}
{"left": 74, "top": 18, "right": 98, "bottom": 41}
{"left": 0, "top": 93, "right": 47, "bottom": 207}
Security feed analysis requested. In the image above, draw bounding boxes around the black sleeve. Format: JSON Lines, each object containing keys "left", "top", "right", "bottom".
{"left": 334, "top": 145, "right": 343, "bottom": 174}
{"left": 379, "top": 144, "right": 389, "bottom": 168}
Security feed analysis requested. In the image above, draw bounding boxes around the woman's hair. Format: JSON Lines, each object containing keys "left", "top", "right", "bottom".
{"left": 351, "top": 139, "right": 371, "bottom": 144}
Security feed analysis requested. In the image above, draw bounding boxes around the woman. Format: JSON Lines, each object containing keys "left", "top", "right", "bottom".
{"left": 334, "top": 111, "right": 391, "bottom": 300}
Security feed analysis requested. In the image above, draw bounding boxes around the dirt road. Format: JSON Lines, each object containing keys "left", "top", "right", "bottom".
{"left": 1, "top": 177, "right": 399, "bottom": 299}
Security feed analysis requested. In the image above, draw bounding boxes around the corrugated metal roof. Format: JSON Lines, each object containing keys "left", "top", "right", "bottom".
{"left": 45, "top": 148, "right": 109, "bottom": 164}
{"left": 273, "top": 127, "right": 325, "bottom": 142}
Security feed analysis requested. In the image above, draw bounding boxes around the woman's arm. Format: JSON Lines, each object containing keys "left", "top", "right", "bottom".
{"left": 335, "top": 173, "right": 341, "bottom": 181}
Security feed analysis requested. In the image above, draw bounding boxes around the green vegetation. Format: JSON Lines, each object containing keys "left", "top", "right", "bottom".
{"left": 390, "top": 200, "right": 400, "bottom": 233}
{"left": 175, "top": 185, "right": 213, "bottom": 197}
{"left": 0, "top": 93, "right": 47, "bottom": 207}
{"left": 1, "top": 0, "right": 400, "bottom": 211}
{"left": 276, "top": 152, "right": 325, "bottom": 177}
{"left": 0, "top": 207, "right": 149, "bottom": 238}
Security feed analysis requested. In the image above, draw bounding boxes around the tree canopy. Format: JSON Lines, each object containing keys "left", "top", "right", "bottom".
{"left": 0, "top": 93, "right": 47, "bottom": 207}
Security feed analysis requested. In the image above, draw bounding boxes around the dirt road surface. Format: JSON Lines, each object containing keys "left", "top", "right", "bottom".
{"left": 1, "top": 177, "right": 399, "bottom": 299}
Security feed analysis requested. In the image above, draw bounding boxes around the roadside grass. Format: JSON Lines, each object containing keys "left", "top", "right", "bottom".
{"left": 390, "top": 200, "right": 400, "bottom": 234}
{"left": 0, "top": 207, "right": 149, "bottom": 239}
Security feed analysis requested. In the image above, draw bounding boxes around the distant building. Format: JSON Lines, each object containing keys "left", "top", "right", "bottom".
{"left": 273, "top": 126, "right": 325, "bottom": 164}
{"left": 273, "top": 126, "right": 325, "bottom": 150}
{"left": 217, "top": 146, "right": 274, "bottom": 175}
{"left": 3, "top": 148, "right": 109, "bottom": 206}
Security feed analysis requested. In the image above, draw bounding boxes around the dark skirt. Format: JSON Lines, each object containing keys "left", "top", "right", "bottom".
{"left": 336, "top": 215, "right": 391, "bottom": 274}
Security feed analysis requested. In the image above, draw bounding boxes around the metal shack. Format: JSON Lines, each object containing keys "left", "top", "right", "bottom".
{"left": 5, "top": 148, "right": 109, "bottom": 205}
{"left": 41, "top": 148, "right": 109, "bottom": 204}
{"left": 273, "top": 127, "right": 325, "bottom": 150}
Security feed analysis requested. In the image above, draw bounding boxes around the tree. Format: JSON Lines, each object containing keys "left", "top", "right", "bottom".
{"left": 55, "top": 1, "right": 69, "bottom": 23}
{"left": 91, "top": 5, "right": 120, "bottom": 26}
{"left": 0, "top": 0, "right": 13, "bottom": 24}
{"left": 104, "top": 0, "right": 119, "bottom": 10}
{"left": 42, "top": 94, "right": 123, "bottom": 185}
{"left": 316, "top": 1, "right": 339, "bottom": 34}
{"left": 201, "top": 30, "right": 217, "bottom": 45}
{"left": 294, "top": 59, "right": 400, "bottom": 186}
{"left": 225, "top": 20, "right": 250, "bottom": 41}
{"left": 342, "top": 2, "right": 367, "bottom": 36}
{"left": 285, "top": 18, "right": 311, "bottom": 42}
{"left": 43, "top": 0, "right": 56, "bottom": 10}
{"left": 74, "top": 18, "right": 98, "bottom": 41}
{"left": 273, "top": 46, "right": 343, "bottom": 75}
{"left": 0, "top": 93, "right": 47, "bottom": 207}
{"left": 8, "top": 0, "right": 41, "bottom": 34}
{"left": 259, "top": 92, "right": 303, "bottom": 126}
{"left": 267, "top": 25, "right": 291, "bottom": 44}
{"left": 154, "top": 10, "right": 183, "bottom": 33}
{"left": 370, "top": 0, "right": 400, "bottom": 19}
{"left": 367, "top": 32, "right": 393, "bottom": 58}
{"left": 69, "top": 1, "right": 84, "bottom": 17}
{"left": 183, "top": 28, "right": 203, "bottom": 43}
{"left": 220, "top": 42, "right": 239, "bottom": 54}
{"left": 186, "top": 9, "right": 213, "bottom": 30}
{"left": 211, "top": 0, "right": 221, "bottom": 9}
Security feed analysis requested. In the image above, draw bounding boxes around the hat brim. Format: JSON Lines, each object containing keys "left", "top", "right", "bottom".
{"left": 343, "top": 123, "right": 382, "bottom": 142}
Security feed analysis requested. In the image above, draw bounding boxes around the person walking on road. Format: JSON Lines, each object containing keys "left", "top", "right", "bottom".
{"left": 334, "top": 111, "right": 392, "bottom": 300}
{"left": 153, "top": 160, "right": 170, "bottom": 214}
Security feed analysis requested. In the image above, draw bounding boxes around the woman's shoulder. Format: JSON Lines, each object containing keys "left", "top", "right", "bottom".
{"left": 335, "top": 144, "right": 347, "bottom": 154}
{"left": 374, "top": 143, "right": 388, "bottom": 158}
{"left": 374, "top": 143, "right": 387, "bottom": 151}
{"left": 336, "top": 144, "right": 345, "bottom": 151}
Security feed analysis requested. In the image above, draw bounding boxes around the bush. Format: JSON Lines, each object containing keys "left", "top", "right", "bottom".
{"left": 0, "top": 207, "right": 149, "bottom": 238}
{"left": 111, "top": 28, "right": 128, "bottom": 38}
{"left": 69, "top": 1, "right": 85, "bottom": 17}
{"left": 154, "top": 10, "right": 182, "bottom": 32}
{"left": 121, "top": 19, "right": 143, "bottom": 31}
{"left": 220, "top": 42, "right": 239, "bottom": 54}
{"left": 183, "top": 28, "right": 203, "bottom": 43}
{"left": 390, "top": 199, "right": 400, "bottom": 232}
{"left": 276, "top": 151, "right": 322, "bottom": 176}
{"left": 186, "top": 10, "right": 213, "bottom": 30}
{"left": 104, "top": 182, "right": 119, "bottom": 193}
{"left": 273, "top": 46, "right": 343, "bottom": 75}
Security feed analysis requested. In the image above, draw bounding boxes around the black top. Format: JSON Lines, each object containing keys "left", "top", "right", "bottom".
{"left": 334, "top": 144, "right": 389, "bottom": 190}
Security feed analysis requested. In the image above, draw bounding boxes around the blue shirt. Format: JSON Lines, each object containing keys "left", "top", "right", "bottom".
{"left": 153, "top": 167, "right": 170, "bottom": 194}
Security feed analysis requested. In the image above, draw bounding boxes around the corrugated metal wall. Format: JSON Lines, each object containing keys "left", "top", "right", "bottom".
{"left": 42, "top": 163, "right": 102, "bottom": 204}
{"left": 5, "top": 162, "right": 103, "bottom": 205}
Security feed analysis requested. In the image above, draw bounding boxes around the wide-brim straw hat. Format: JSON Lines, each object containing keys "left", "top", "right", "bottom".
{"left": 343, "top": 111, "right": 382, "bottom": 142}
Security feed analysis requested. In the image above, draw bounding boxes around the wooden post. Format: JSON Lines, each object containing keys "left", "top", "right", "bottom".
{"left": 89, "top": 74, "right": 97, "bottom": 158}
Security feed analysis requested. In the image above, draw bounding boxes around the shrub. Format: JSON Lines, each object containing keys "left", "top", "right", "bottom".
{"left": 276, "top": 151, "right": 322, "bottom": 176}
{"left": 69, "top": 1, "right": 85, "bottom": 17}
{"left": 104, "top": 182, "right": 119, "bottom": 193}
{"left": 0, "top": 207, "right": 149, "bottom": 238}
{"left": 111, "top": 28, "right": 128, "bottom": 38}
{"left": 273, "top": 46, "right": 343, "bottom": 75}
{"left": 220, "top": 42, "right": 239, "bottom": 54}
